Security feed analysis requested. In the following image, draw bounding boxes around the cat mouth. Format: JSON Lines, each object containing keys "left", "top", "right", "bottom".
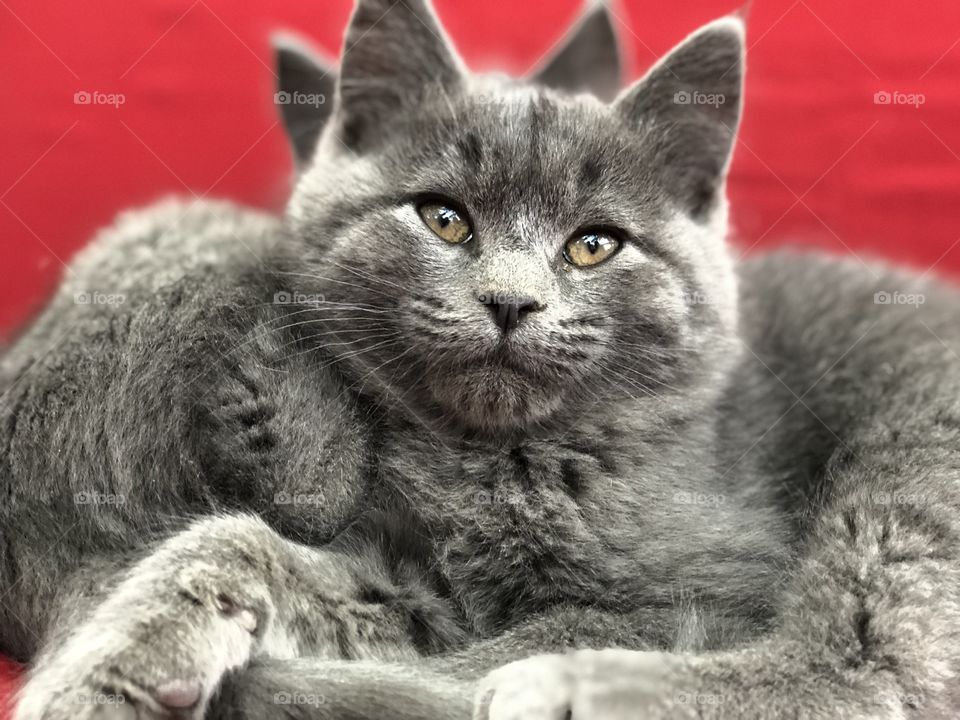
{"left": 426, "top": 356, "right": 563, "bottom": 432}
{"left": 486, "top": 341, "right": 551, "bottom": 378}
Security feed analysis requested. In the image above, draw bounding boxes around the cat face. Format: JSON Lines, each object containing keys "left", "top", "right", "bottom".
{"left": 279, "top": 0, "right": 744, "bottom": 437}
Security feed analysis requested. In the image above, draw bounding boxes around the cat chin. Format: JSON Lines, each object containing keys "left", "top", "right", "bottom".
{"left": 427, "top": 366, "right": 565, "bottom": 434}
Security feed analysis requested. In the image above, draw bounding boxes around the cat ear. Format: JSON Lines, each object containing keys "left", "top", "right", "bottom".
{"left": 530, "top": 1, "right": 622, "bottom": 101}
{"left": 273, "top": 34, "right": 338, "bottom": 167}
{"left": 334, "top": 0, "right": 464, "bottom": 152}
{"left": 615, "top": 17, "right": 745, "bottom": 219}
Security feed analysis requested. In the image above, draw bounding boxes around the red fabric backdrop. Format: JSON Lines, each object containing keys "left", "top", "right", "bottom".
{"left": 1, "top": 0, "right": 959, "bottom": 712}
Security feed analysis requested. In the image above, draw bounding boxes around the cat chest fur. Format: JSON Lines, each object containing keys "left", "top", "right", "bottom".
{"left": 380, "top": 435, "right": 624, "bottom": 633}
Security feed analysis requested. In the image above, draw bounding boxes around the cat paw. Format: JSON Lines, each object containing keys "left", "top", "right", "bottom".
{"left": 474, "top": 653, "right": 576, "bottom": 720}
{"left": 474, "top": 649, "right": 696, "bottom": 720}
{"left": 14, "top": 594, "right": 261, "bottom": 720}
{"left": 16, "top": 676, "right": 200, "bottom": 720}
{"left": 16, "top": 659, "right": 233, "bottom": 720}
{"left": 567, "top": 649, "right": 697, "bottom": 719}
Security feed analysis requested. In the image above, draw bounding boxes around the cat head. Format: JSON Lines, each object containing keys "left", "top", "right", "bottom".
{"left": 277, "top": 0, "right": 745, "bottom": 438}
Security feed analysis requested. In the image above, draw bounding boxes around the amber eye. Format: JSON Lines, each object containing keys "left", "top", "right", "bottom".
{"left": 563, "top": 232, "right": 621, "bottom": 267}
{"left": 418, "top": 200, "right": 473, "bottom": 244}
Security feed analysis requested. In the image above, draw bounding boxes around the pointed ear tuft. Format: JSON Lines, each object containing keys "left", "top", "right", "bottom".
{"left": 335, "top": 0, "right": 464, "bottom": 152}
{"left": 615, "top": 17, "right": 745, "bottom": 218}
{"left": 531, "top": 1, "right": 623, "bottom": 101}
{"left": 273, "top": 33, "right": 337, "bottom": 167}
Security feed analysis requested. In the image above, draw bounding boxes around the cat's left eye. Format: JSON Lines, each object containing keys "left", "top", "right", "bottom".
{"left": 564, "top": 232, "right": 622, "bottom": 267}
{"left": 418, "top": 200, "right": 473, "bottom": 245}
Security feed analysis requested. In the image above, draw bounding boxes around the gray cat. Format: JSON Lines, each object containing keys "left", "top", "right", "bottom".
{"left": 3, "top": 0, "right": 960, "bottom": 718}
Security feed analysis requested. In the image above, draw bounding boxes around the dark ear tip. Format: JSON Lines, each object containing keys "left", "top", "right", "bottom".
{"left": 270, "top": 30, "right": 306, "bottom": 55}
{"left": 583, "top": 0, "right": 621, "bottom": 55}
{"left": 530, "top": 0, "right": 624, "bottom": 100}
{"left": 270, "top": 31, "right": 336, "bottom": 73}
{"left": 578, "top": 0, "right": 618, "bottom": 41}
{"left": 582, "top": 0, "right": 614, "bottom": 25}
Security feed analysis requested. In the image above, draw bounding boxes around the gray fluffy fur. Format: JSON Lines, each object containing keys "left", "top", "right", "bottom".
{"left": 3, "top": 1, "right": 960, "bottom": 718}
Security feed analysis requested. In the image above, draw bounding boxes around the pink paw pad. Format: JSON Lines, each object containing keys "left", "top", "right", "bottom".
{"left": 154, "top": 678, "right": 202, "bottom": 709}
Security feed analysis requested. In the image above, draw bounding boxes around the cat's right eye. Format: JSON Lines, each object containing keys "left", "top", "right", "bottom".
{"left": 418, "top": 200, "right": 474, "bottom": 245}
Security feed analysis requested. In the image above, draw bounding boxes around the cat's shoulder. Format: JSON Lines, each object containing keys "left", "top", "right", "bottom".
{"left": 67, "top": 197, "right": 280, "bottom": 294}
{"left": 5, "top": 197, "right": 283, "bottom": 353}
{"left": 1, "top": 198, "right": 284, "bottom": 394}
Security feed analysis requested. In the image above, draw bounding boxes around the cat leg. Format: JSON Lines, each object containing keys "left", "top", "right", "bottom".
{"left": 475, "top": 458, "right": 960, "bottom": 719}
{"left": 210, "top": 658, "right": 474, "bottom": 720}
{"left": 209, "top": 605, "right": 669, "bottom": 720}
{"left": 13, "top": 513, "right": 456, "bottom": 720}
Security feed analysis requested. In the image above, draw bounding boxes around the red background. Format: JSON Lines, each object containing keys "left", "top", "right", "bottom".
{"left": 3, "top": 0, "right": 960, "bottom": 342}
{"left": 1, "top": 0, "right": 959, "bottom": 710}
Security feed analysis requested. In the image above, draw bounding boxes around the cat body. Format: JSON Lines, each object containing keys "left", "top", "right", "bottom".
{"left": 4, "top": 1, "right": 960, "bottom": 719}
{"left": 0, "top": 195, "right": 784, "bottom": 658}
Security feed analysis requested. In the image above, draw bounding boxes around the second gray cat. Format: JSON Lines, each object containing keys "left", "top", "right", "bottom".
{"left": 4, "top": 1, "right": 960, "bottom": 718}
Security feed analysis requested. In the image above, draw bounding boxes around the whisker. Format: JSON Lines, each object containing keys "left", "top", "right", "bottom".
{"left": 328, "top": 259, "right": 412, "bottom": 295}
{"left": 267, "top": 317, "right": 389, "bottom": 340}
{"left": 316, "top": 337, "right": 405, "bottom": 371}
{"left": 352, "top": 345, "right": 417, "bottom": 397}
{"left": 280, "top": 334, "right": 401, "bottom": 367}
{"left": 272, "top": 270, "right": 395, "bottom": 301}
{"left": 594, "top": 360, "right": 663, "bottom": 402}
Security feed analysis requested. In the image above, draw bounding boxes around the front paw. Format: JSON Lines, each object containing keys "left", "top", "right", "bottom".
{"left": 14, "top": 594, "right": 262, "bottom": 720}
{"left": 18, "top": 677, "right": 202, "bottom": 720}
{"left": 474, "top": 650, "right": 698, "bottom": 720}
{"left": 474, "top": 654, "right": 576, "bottom": 720}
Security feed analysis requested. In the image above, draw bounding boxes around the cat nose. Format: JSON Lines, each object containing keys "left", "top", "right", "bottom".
{"left": 479, "top": 293, "right": 542, "bottom": 334}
